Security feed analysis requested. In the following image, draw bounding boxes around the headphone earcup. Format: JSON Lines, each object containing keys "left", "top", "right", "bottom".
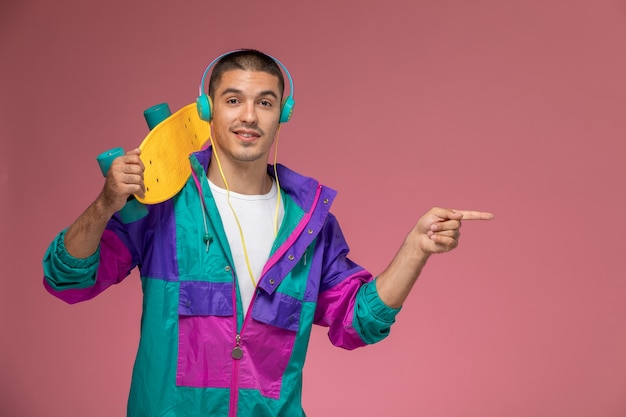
{"left": 280, "top": 96, "right": 295, "bottom": 123}
{"left": 196, "top": 94, "right": 212, "bottom": 121}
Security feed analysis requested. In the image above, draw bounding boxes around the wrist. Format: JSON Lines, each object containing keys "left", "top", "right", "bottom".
{"left": 94, "top": 193, "right": 120, "bottom": 220}
{"left": 404, "top": 232, "right": 431, "bottom": 265}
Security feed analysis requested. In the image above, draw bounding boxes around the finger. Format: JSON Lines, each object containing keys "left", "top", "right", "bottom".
{"left": 127, "top": 180, "right": 145, "bottom": 199}
{"left": 428, "top": 229, "right": 459, "bottom": 239}
{"left": 430, "top": 219, "right": 461, "bottom": 232}
{"left": 452, "top": 210, "right": 495, "bottom": 220}
{"left": 123, "top": 154, "right": 146, "bottom": 171}
{"left": 136, "top": 180, "right": 146, "bottom": 199}
{"left": 122, "top": 163, "right": 145, "bottom": 177}
{"left": 111, "top": 155, "right": 145, "bottom": 175}
{"left": 122, "top": 177, "right": 145, "bottom": 197}
{"left": 107, "top": 173, "right": 142, "bottom": 193}
{"left": 122, "top": 172, "right": 144, "bottom": 186}
{"left": 428, "top": 233, "right": 458, "bottom": 249}
{"left": 110, "top": 165, "right": 144, "bottom": 184}
{"left": 126, "top": 148, "right": 145, "bottom": 170}
{"left": 428, "top": 207, "right": 463, "bottom": 220}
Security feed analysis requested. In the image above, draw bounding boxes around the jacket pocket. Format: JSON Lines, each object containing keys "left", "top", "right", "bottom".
{"left": 251, "top": 290, "right": 302, "bottom": 332}
{"left": 177, "top": 281, "right": 234, "bottom": 388}
{"left": 178, "top": 280, "right": 233, "bottom": 316}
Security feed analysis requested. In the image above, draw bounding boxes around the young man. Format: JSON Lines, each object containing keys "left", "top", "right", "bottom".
{"left": 43, "top": 49, "right": 493, "bottom": 416}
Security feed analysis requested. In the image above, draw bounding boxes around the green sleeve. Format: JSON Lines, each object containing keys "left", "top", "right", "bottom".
{"left": 43, "top": 229, "right": 100, "bottom": 291}
{"left": 353, "top": 279, "right": 402, "bottom": 345}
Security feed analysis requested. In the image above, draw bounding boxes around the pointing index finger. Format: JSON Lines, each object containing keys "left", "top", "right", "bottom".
{"left": 453, "top": 210, "right": 495, "bottom": 220}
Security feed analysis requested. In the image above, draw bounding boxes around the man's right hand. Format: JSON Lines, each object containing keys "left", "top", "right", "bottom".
{"left": 99, "top": 148, "right": 146, "bottom": 215}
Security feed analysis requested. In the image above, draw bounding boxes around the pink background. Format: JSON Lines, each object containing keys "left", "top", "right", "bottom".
{"left": 2, "top": 0, "right": 625, "bottom": 415}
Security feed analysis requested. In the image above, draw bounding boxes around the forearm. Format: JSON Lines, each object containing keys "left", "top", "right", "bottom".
{"left": 375, "top": 235, "right": 430, "bottom": 309}
{"left": 64, "top": 195, "right": 116, "bottom": 258}
{"left": 63, "top": 147, "right": 145, "bottom": 258}
{"left": 375, "top": 207, "right": 493, "bottom": 308}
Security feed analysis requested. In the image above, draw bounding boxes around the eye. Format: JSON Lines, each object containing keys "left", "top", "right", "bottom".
{"left": 259, "top": 99, "right": 272, "bottom": 107}
{"left": 226, "top": 98, "right": 239, "bottom": 105}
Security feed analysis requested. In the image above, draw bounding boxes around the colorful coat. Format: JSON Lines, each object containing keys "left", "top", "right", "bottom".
{"left": 43, "top": 148, "right": 400, "bottom": 416}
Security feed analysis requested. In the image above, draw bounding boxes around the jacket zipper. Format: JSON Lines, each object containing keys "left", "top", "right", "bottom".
{"left": 227, "top": 183, "right": 323, "bottom": 416}
{"left": 228, "top": 270, "right": 239, "bottom": 417}
{"left": 228, "top": 275, "right": 260, "bottom": 417}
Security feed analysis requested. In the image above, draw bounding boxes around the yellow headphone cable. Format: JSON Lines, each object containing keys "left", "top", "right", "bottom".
{"left": 204, "top": 126, "right": 283, "bottom": 288}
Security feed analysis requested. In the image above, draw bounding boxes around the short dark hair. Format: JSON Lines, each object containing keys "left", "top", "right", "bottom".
{"left": 208, "top": 49, "right": 285, "bottom": 99}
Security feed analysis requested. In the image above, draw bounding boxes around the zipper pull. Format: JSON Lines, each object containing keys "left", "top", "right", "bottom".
{"left": 203, "top": 233, "right": 212, "bottom": 253}
{"left": 232, "top": 334, "right": 243, "bottom": 360}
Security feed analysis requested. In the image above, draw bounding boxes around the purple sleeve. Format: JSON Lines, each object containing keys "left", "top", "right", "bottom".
{"left": 313, "top": 214, "right": 400, "bottom": 350}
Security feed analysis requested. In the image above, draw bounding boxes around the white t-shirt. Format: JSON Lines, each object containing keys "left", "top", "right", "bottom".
{"left": 208, "top": 179, "right": 284, "bottom": 318}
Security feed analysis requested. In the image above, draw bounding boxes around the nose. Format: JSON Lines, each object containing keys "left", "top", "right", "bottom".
{"left": 239, "top": 101, "right": 258, "bottom": 124}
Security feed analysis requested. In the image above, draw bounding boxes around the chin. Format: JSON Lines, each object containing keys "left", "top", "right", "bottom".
{"left": 233, "top": 151, "right": 266, "bottom": 163}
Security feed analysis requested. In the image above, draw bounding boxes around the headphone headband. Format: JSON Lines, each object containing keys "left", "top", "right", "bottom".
{"left": 196, "top": 50, "right": 295, "bottom": 123}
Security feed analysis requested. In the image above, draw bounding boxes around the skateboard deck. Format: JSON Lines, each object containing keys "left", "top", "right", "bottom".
{"left": 136, "top": 103, "right": 211, "bottom": 204}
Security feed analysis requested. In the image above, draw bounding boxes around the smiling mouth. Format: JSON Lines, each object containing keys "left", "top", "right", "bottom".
{"left": 232, "top": 127, "right": 263, "bottom": 140}
{"left": 236, "top": 131, "right": 259, "bottom": 138}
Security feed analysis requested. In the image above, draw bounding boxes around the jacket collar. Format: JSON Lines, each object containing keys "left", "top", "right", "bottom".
{"left": 191, "top": 147, "right": 333, "bottom": 213}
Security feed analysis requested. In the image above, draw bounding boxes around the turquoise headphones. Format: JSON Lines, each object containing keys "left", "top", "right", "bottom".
{"left": 196, "top": 50, "right": 295, "bottom": 123}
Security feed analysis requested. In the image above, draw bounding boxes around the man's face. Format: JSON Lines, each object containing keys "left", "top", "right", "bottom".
{"left": 210, "top": 69, "right": 282, "bottom": 166}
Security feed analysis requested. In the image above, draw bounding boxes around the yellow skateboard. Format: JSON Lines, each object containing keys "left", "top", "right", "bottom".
{"left": 97, "top": 103, "right": 211, "bottom": 222}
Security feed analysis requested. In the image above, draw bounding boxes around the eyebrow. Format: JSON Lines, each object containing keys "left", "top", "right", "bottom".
{"left": 220, "top": 88, "right": 279, "bottom": 100}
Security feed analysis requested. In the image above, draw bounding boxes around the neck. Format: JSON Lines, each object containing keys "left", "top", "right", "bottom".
{"left": 207, "top": 155, "right": 273, "bottom": 195}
